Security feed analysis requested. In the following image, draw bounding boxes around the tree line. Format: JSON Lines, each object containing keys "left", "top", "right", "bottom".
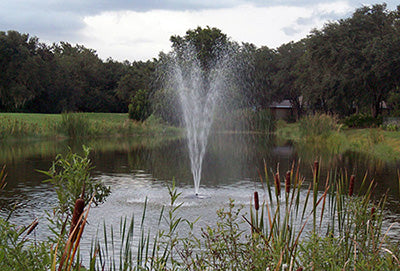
{"left": 0, "top": 33, "right": 155, "bottom": 114}
{"left": 1, "top": 3, "right": 399, "bottom": 121}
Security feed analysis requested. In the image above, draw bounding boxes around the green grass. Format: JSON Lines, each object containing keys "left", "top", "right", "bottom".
{"left": 0, "top": 113, "right": 181, "bottom": 140}
{"left": 276, "top": 120, "right": 400, "bottom": 162}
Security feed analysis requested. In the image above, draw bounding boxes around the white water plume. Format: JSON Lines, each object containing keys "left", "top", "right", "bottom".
{"left": 167, "top": 44, "right": 235, "bottom": 195}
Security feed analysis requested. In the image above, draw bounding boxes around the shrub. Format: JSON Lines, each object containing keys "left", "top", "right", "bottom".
{"left": 343, "top": 113, "right": 383, "bottom": 128}
{"left": 60, "top": 112, "right": 91, "bottom": 138}
{"left": 128, "top": 89, "right": 151, "bottom": 121}
{"left": 0, "top": 165, "right": 51, "bottom": 270}
{"left": 39, "top": 146, "right": 110, "bottom": 216}
{"left": 299, "top": 113, "right": 339, "bottom": 138}
{"left": 381, "top": 118, "right": 400, "bottom": 131}
{"left": 382, "top": 123, "right": 400, "bottom": 131}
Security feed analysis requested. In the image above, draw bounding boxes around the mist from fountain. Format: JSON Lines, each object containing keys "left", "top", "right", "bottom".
{"left": 167, "top": 44, "right": 234, "bottom": 195}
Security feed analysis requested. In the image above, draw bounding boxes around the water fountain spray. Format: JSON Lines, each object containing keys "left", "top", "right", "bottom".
{"left": 167, "top": 44, "right": 233, "bottom": 195}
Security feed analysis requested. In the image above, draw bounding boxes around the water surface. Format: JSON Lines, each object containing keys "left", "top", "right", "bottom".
{"left": 1, "top": 134, "right": 400, "bottom": 245}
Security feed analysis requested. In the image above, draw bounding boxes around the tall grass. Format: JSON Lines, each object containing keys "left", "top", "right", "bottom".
{"left": 60, "top": 112, "right": 92, "bottom": 138}
{"left": 0, "top": 115, "right": 57, "bottom": 139}
{"left": 299, "top": 113, "right": 340, "bottom": 139}
{"left": 0, "top": 113, "right": 180, "bottom": 140}
{"left": 246, "top": 161, "right": 399, "bottom": 270}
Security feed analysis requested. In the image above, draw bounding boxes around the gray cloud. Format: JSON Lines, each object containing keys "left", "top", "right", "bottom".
{"left": 0, "top": 0, "right": 398, "bottom": 49}
{"left": 282, "top": 26, "right": 300, "bottom": 36}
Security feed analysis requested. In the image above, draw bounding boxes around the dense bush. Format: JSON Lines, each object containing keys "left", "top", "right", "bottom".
{"left": 382, "top": 123, "right": 400, "bottom": 131}
{"left": 128, "top": 89, "right": 151, "bottom": 121}
{"left": 381, "top": 118, "right": 400, "bottom": 131}
{"left": 299, "top": 113, "right": 339, "bottom": 138}
{"left": 343, "top": 113, "right": 383, "bottom": 128}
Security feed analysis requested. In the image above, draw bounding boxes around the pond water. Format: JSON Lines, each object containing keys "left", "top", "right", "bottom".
{"left": 1, "top": 133, "right": 400, "bottom": 252}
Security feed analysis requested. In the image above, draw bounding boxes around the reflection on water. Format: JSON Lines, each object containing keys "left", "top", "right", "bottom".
{"left": 1, "top": 133, "right": 400, "bottom": 241}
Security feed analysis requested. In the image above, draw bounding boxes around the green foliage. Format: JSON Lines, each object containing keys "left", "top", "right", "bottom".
{"left": 170, "top": 26, "right": 229, "bottom": 70}
{"left": 388, "top": 88, "right": 400, "bottom": 117}
{"left": 128, "top": 89, "right": 151, "bottom": 121}
{"left": 382, "top": 123, "right": 400, "bottom": 131}
{"left": 151, "top": 88, "right": 181, "bottom": 126}
{"left": 60, "top": 112, "right": 92, "bottom": 138}
{"left": 0, "top": 218, "right": 52, "bottom": 271}
{"left": 0, "top": 113, "right": 179, "bottom": 141}
{"left": 343, "top": 113, "right": 383, "bottom": 128}
{"left": 273, "top": 41, "right": 306, "bottom": 119}
{"left": 115, "top": 61, "right": 155, "bottom": 105}
{"left": 39, "top": 146, "right": 110, "bottom": 216}
{"left": 299, "top": 113, "right": 340, "bottom": 138}
{"left": 250, "top": 109, "right": 276, "bottom": 132}
{"left": 0, "top": 165, "right": 52, "bottom": 271}
{"left": 381, "top": 117, "right": 400, "bottom": 131}
{"left": 303, "top": 4, "right": 400, "bottom": 118}
{"left": 180, "top": 201, "right": 262, "bottom": 270}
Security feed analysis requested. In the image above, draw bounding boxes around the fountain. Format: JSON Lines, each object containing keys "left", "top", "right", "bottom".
{"left": 166, "top": 44, "right": 234, "bottom": 196}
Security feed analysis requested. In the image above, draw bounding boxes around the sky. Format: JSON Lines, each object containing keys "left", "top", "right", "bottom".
{"left": 1, "top": 0, "right": 398, "bottom": 62}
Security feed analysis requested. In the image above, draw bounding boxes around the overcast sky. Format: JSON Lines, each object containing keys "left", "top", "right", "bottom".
{"left": 1, "top": 1, "right": 398, "bottom": 62}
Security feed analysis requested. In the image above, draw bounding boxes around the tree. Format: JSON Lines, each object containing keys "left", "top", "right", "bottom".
{"left": 115, "top": 61, "right": 155, "bottom": 104}
{"left": 305, "top": 4, "right": 400, "bottom": 117}
{"left": 170, "top": 26, "right": 229, "bottom": 71}
{"left": 128, "top": 89, "right": 151, "bottom": 121}
{"left": 0, "top": 31, "right": 45, "bottom": 111}
{"left": 273, "top": 41, "right": 306, "bottom": 119}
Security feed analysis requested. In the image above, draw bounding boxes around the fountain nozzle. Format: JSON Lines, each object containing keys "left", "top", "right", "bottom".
{"left": 195, "top": 193, "right": 198, "bottom": 197}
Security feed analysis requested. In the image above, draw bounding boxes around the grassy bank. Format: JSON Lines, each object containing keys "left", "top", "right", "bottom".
{"left": 276, "top": 117, "right": 400, "bottom": 162}
{"left": 0, "top": 113, "right": 181, "bottom": 140}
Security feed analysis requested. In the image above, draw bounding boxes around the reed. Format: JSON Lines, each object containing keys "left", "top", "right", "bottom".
{"left": 246, "top": 160, "right": 399, "bottom": 270}
{"left": 0, "top": 165, "right": 6, "bottom": 190}
{"left": 60, "top": 112, "right": 91, "bottom": 138}
{"left": 299, "top": 113, "right": 340, "bottom": 139}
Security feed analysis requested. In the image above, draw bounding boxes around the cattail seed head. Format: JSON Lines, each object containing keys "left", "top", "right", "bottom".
{"left": 349, "top": 175, "right": 355, "bottom": 196}
{"left": 371, "top": 207, "right": 376, "bottom": 219}
{"left": 296, "top": 267, "right": 303, "bottom": 271}
{"left": 275, "top": 172, "right": 281, "bottom": 196}
{"left": 70, "top": 198, "right": 85, "bottom": 235}
{"left": 254, "top": 191, "right": 259, "bottom": 211}
{"left": 285, "top": 171, "right": 291, "bottom": 194}
{"left": 313, "top": 161, "right": 319, "bottom": 180}
{"left": 26, "top": 219, "right": 39, "bottom": 236}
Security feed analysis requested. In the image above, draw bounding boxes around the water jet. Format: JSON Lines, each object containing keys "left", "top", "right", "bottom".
{"left": 165, "top": 43, "right": 234, "bottom": 195}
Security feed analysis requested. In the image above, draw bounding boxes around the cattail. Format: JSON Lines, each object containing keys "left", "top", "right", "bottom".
{"left": 275, "top": 172, "right": 281, "bottom": 196}
{"left": 254, "top": 191, "right": 259, "bottom": 211}
{"left": 26, "top": 219, "right": 39, "bottom": 236}
{"left": 285, "top": 171, "right": 291, "bottom": 194}
{"left": 313, "top": 161, "right": 319, "bottom": 180}
{"left": 371, "top": 207, "right": 376, "bottom": 219}
{"left": 70, "top": 198, "right": 85, "bottom": 235}
{"left": 349, "top": 175, "right": 355, "bottom": 196}
{"left": 296, "top": 267, "right": 303, "bottom": 271}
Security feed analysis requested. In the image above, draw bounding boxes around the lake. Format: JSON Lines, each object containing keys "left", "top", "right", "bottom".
{"left": 1, "top": 133, "right": 400, "bottom": 251}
